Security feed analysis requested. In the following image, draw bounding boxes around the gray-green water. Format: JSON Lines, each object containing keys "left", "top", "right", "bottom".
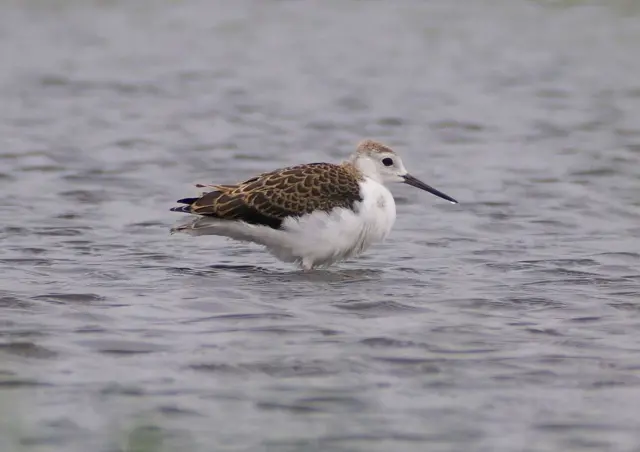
{"left": 2, "top": 1, "right": 640, "bottom": 451}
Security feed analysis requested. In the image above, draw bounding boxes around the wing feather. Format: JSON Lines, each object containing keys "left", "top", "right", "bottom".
{"left": 173, "top": 163, "right": 363, "bottom": 229}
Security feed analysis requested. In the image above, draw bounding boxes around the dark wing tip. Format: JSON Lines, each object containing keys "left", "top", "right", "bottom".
{"left": 170, "top": 197, "right": 199, "bottom": 213}
{"left": 177, "top": 197, "right": 198, "bottom": 205}
{"left": 170, "top": 205, "right": 192, "bottom": 213}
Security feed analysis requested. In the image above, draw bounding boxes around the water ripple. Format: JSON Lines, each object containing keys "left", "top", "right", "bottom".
{"left": 1, "top": 1, "right": 640, "bottom": 451}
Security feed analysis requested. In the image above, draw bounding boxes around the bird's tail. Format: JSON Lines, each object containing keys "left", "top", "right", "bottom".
{"left": 170, "top": 184, "right": 228, "bottom": 234}
{"left": 169, "top": 197, "right": 198, "bottom": 214}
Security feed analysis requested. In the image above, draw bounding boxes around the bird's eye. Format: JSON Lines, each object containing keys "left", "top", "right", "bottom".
{"left": 382, "top": 157, "right": 394, "bottom": 167}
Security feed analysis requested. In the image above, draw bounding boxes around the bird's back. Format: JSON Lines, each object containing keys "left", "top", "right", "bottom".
{"left": 171, "top": 162, "right": 366, "bottom": 230}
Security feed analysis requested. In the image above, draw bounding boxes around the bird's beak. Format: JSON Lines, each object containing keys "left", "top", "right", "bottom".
{"left": 402, "top": 174, "right": 458, "bottom": 204}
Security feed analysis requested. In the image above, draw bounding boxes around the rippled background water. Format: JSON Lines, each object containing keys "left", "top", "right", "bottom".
{"left": 1, "top": 0, "right": 640, "bottom": 451}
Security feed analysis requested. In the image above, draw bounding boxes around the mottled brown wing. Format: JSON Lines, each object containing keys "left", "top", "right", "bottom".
{"left": 187, "top": 163, "right": 363, "bottom": 229}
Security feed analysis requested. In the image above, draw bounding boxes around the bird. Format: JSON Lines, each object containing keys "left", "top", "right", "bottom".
{"left": 170, "top": 139, "right": 457, "bottom": 270}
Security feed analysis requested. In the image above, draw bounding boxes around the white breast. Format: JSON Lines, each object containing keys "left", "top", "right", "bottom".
{"left": 274, "top": 177, "right": 397, "bottom": 268}
{"left": 356, "top": 177, "right": 397, "bottom": 243}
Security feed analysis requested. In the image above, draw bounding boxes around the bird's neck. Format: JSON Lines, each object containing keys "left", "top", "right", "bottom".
{"left": 340, "top": 161, "right": 368, "bottom": 182}
{"left": 342, "top": 159, "right": 381, "bottom": 183}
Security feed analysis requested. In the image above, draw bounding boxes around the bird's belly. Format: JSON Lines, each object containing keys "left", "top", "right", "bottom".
{"left": 274, "top": 182, "right": 396, "bottom": 268}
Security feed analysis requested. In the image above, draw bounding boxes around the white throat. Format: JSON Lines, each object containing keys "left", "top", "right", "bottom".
{"left": 350, "top": 156, "right": 384, "bottom": 184}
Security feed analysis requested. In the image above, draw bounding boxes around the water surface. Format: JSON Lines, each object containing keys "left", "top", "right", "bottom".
{"left": 1, "top": 1, "right": 640, "bottom": 451}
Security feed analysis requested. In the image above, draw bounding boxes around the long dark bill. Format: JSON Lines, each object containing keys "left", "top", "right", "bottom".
{"left": 402, "top": 174, "right": 458, "bottom": 204}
